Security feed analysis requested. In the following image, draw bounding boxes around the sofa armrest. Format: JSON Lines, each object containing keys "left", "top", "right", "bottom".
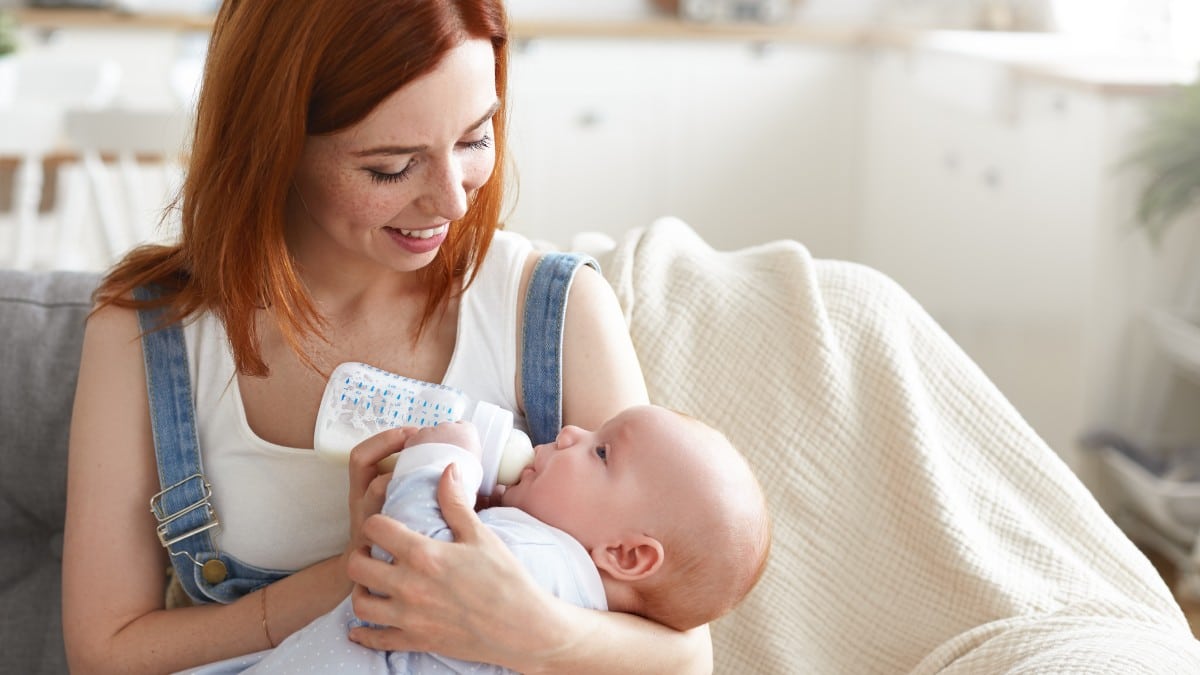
{"left": 0, "top": 269, "right": 101, "bottom": 674}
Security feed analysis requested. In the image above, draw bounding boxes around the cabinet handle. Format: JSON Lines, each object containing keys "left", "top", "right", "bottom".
{"left": 982, "top": 167, "right": 1002, "bottom": 189}
{"left": 576, "top": 111, "right": 604, "bottom": 128}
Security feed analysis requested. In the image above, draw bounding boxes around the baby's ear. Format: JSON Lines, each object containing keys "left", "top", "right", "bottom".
{"left": 591, "top": 535, "right": 664, "bottom": 581}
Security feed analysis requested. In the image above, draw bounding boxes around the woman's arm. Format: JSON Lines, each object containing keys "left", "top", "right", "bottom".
{"left": 61, "top": 304, "right": 354, "bottom": 674}
{"left": 345, "top": 260, "right": 713, "bottom": 673}
{"left": 557, "top": 264, "right": 649, "bottom": 427}
{"left": 348, "top": 469, "right": 713, "bottom": 674}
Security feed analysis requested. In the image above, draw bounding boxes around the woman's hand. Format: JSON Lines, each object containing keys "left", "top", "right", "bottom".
{"left": 346, "top": 427, "right": 417, "bottom": 562}
{"left": 346, "top": 464, "right": 563, "bottom": 672}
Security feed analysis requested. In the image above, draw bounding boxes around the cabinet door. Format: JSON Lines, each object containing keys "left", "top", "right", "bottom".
{"left": 855, "top": 48, "right": 1117, "bottom": 464}
{"left": 660, "top": 41, "right": 862, "bottom": 257}
{"left": 505, "top": 38, "right": 862, "bottom": 256}
{"left": 857, "top": 49, "right": 1105, "bottom": 320}
{"left": 505, "top": 40, "right": 669, "bottom": 245}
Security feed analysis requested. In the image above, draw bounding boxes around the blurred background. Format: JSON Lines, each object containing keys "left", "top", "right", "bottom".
{"left": 2, "top": 0, "right": 1200, "bottom": 603}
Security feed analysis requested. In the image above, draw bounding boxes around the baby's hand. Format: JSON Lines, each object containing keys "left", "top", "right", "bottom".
{"left": 406, "top": 421, "right": 483, "bottom": 459}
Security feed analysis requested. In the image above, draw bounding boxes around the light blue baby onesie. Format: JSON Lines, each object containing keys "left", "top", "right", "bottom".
{"left": 185, "top": 443, "right": 606, "bottom": 675}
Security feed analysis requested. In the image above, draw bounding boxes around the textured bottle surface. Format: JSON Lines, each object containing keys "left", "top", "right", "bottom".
{"left": 314, "top": 362, "right": 534, "bottom": 494}
{"left": 314, "top": 362, "right": 471, "bottom": 461}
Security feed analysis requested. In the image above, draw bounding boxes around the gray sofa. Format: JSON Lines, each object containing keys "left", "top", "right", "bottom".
{"left": 1, "top": 269, "right": 100, "bottom": 674}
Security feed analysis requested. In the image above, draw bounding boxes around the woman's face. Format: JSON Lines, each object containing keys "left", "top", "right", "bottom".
{"left": 288, "top": 38, "right": 498, "bottom": 274}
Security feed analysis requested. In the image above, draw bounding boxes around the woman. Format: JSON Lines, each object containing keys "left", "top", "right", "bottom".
{"left": 61, "top": 0, "right": 711, "bottom": 672}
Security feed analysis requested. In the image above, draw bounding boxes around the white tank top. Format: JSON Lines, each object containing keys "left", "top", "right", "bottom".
{"left": 183, "top": 230, "right": 533, "bottom": 570}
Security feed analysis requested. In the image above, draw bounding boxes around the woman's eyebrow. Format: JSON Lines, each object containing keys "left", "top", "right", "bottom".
{"left": 469, "top": 100, "right": 501, "bottom": 132}
{"left": 352, "top": 100, "right": 501, "bottom": 158}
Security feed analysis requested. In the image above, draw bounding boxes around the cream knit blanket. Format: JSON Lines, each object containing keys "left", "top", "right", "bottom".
{"left": 602, "top": 218, "right": 1200, "bottom": 674}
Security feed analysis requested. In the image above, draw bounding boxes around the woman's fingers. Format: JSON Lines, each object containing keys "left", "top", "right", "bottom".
{"left": 345, "top": 464, "right": 554, "bottom": 667}
{"left": 346, "top": 581, "right": 445, "bottom": 655}
{"left": 346, "top": 519, "right": 460, "bottom": 653}
{"left": 436, "top": 463, "right": 487, "bottom": 544}
{"left": 351, "top": 474, "right": 390, "bottom": 548}
{"left": 346, "top": 427, "right": 418, "bottom": 558}
{"left": 348, "top": 624, "right": 409, "bottom": 652}
{"left": 348, "top": 427, "right": 414, "bottom": 488}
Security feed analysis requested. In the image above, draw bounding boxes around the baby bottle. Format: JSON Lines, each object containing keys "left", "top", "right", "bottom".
{"left": 313, "top": 361, "right": 534, "bottom": 496}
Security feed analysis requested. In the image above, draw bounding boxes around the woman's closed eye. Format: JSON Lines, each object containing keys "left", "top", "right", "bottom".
{"left": 366, "top": 134, "right": 491, "bottom": 185}
{"left": 368, "top": 159, "right": 417, "bottom": 184}
{"left": 461, "top": 134, "right": 492, "bottom": 151}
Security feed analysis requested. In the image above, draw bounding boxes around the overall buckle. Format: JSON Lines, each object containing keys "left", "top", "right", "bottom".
{"left": 149, "top": 473, "right": 221, "bottom": 548}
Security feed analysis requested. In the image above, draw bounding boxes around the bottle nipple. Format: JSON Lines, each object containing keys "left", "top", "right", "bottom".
{"left": 495, "top": 429, "right": 534, "bottom": 487}
{"left": 472, "top": 401, "right": 535, "bottom": 496}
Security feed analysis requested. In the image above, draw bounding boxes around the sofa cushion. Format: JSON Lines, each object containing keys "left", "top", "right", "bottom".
{"left": 0, "top": 269, "right": 101, "bottom": 674}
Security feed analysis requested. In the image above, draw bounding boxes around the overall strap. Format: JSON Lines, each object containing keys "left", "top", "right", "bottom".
{"left": 134, "top": 286, "right": 223, "bottom": 603}
{"left": 521, "top": 252, "right": 598, "bottom": 446}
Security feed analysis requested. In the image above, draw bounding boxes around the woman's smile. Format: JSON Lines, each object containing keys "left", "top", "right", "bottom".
{"left": 383, "top": 223, "right": 449, "bottom": 254}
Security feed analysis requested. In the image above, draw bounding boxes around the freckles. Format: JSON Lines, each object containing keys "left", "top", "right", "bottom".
{"left": 305, "top": 169, "right": 353, "bottom": 207}
{"left": 355, "top": 190, "right": 390, "bottom": 214}
{"left": 328, "top": 172, "right": 391, "bottom": 218}
{"left": 362, "top": 188, "right": 409, "bottom": 218}
{"left": 472, "top": 158, "right": 497, "bottom": 187}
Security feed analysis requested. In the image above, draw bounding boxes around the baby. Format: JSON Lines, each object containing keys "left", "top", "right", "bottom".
{"left": 249, "top": 404, "right": 771, "bottom": 673}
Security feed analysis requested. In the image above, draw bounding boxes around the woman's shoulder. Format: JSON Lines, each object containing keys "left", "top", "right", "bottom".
{"left": 474, "top": 229, "right": 538, "bottom": 295}
{"left": 476, "top": 229, "right": 619, "bottom": 321}
{"left": 76, "top": 301, "right": 150, "bottom": 417}
{"left": 487, "top": 228, "right": 534, "bottom": 261}
{"left": 84, "top": 299, "right": 142, "bottom": 346}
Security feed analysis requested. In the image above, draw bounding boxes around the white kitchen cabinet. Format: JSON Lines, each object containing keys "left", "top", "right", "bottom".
{"left": 505, "top": 38, "right": 863, "bottom": 258}
{"left": 505, "top": 36, "right": 1165, "bottom": 467}
{"left": 853, "top": 46, "right": 1164, "bottom": 465}
{"left": 856, "top": 47, "right": 1105, "bottom": 321}
{"left": 505, "top": 40, "right": 670, "bottom": 246}
{"left": 660, "top": 41, "right": 863, "bottom": 255}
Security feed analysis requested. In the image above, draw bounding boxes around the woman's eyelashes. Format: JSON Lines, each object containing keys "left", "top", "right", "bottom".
{"left": 368, "top": 163, "right": 415, "bottom": 184}
{"left": 462, "top": 134, "right": 492, "bottom": 151}
{"left": 364, "top": 134, "right": 492, "bottom": 185}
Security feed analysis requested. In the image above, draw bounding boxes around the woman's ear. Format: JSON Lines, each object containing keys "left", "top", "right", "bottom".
{"left": 591, "top": 535, "right": 664, "bottom": 581}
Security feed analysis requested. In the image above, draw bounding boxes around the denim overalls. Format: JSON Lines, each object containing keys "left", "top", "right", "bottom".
{"left": 136, "top": 252, "right": 596, "bottom": 605}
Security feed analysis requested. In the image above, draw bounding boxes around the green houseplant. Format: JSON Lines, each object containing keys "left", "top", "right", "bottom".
{"left": 0, "top": 11, "right": 17, "bottom": 106}
{"left": 0, "top": 11, "right": 16, "bottom": 58}
{"left": 1124, "top": 76, "right": 1200, "bottom": 245}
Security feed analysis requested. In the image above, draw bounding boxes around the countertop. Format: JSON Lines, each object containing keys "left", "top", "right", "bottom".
{"left": 11, "top": 7, "right": 1197, "bottom": 95}
{"left": 874, "top": 29, "right": 1198, "bottom": 96}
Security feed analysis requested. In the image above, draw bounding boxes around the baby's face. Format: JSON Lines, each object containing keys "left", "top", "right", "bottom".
{"left": 499, "top": 405, "right": 703, "bottom": 550}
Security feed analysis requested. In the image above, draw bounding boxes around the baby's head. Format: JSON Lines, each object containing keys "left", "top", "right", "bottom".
{"left": 500, "top": 404, "right": 771, "bottom": 630}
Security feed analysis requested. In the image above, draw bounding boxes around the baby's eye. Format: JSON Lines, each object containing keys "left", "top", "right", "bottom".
{"left": 594, "top": 445, "right": 608, "bottom": 462}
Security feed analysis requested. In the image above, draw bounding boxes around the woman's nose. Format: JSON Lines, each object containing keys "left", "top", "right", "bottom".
{"left": 416, "top": 156, "right": 468, "bottom": 222}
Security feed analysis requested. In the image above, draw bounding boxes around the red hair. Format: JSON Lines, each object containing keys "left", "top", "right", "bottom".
{"left": 94, "top": 0, "right": 510, "bottom": 376}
